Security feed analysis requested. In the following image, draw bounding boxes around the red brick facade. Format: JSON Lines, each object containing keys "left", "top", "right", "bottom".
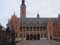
{"left": 53, "top": 18, "right": 60, "bottom": 39}
{"left": 47, "top": 18, "right": 60, "bottom": 40}
{"left": 47, "top": 18, "right": 53, "bottom": 40}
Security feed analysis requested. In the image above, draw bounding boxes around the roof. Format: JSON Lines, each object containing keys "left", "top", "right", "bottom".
{"left": 19, "top": 17, "right": 57, "bottom": 27}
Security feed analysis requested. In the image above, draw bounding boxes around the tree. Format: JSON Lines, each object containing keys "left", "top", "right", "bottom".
{"left": 0, "top": 24, "right": 3, "bottom": 30}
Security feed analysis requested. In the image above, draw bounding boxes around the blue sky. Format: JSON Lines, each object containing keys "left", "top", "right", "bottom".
{"left": 0, "top": 0, "right": 60, "bottom": 27}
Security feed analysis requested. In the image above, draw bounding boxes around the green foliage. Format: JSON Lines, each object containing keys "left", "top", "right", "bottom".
{"left": 0, "top": 40, "right": 22, "bottom": 45}
{"left": 0, "top": 42, "right": 13, "bottom": 45}
{"left": 0, "top": 24, "right": 3, "bottom": 30}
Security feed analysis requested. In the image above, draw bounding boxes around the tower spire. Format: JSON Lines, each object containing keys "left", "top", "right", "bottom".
{"left": 22, "top": 0, "right": 25, "bottom": 5}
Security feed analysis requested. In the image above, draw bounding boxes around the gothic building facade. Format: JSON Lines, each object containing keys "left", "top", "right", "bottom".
{"left": 7, "top": 0, "right": 60, "bottom": 40}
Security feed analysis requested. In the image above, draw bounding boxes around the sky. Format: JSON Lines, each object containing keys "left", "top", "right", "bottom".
{"left": 0, "top": 0, "right": 60, "bottom": 27}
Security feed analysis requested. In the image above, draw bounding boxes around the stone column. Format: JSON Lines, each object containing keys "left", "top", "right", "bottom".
{"left": 25, "top": 27, "right": 26, "bottom": 40}
{"left": 43, "top": 34, "right": 44, "bottom": 38}
{"left": 40, "top": 33, "right": 41, "bottom": 38}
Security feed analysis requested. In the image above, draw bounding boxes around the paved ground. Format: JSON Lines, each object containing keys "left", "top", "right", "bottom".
{"left": 16, "top": 40, "right": 60, "bottom": 45}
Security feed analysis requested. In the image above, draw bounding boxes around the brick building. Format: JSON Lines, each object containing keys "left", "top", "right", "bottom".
{"left": 7, "top": 0, "right": 60, "bottom": 40}
{"left": 0, "top": 25, "right": 8, "bottom": 41}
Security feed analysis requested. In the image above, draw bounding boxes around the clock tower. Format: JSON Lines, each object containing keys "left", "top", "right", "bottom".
{"left": 20, "top": 0, "right": 26, "bottom": 18}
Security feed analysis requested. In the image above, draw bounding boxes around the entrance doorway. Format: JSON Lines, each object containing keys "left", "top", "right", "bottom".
{"left": 50, "top": 36, "right": 52, "bottom": 40}
{"left": 30, "top": 34, "right": 33, "bottom": 40}
{"left": 26, "top": 34, "right": 29, "bottom": 40}
{"left": 37, "top": 34, "right": 40, "bottom": 40}
{"left": 26, "top": 34, "right": 40, "bottom": 40}
{"left": 34, "top": 34, "right": 36, "bottom": 40}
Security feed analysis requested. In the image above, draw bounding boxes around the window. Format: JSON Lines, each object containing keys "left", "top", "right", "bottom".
{"left": 30, "top": 27, "right": 32, "bottom": 31}
{"left": 37, "top": 27, "right": 39, "bottom": 31}
{"left": 16, "top": 33, "right": 18, "bottom": 37}
{"left": 20, "top": 33, "right": 22, "bottom": 37}
{"left": 27, "top": 27, "right": 29, "bottom": 31}
{"left": 20, "top": 27, "right": 22, "bottom": 32}
{"left": 44, "top": 33, "right": 47, "bottom": 38}
{"left": 34, "top": 27, "right": 36, "bottom": 31}
{"left": 40, "top": 26, "right": 42, "bottom": 31}
{"left": 41, "top": 34, "right": 43, "bottom": 38}
{"left": 23, "top": 27, "right": 25, "bottom": 32}
{"left": 43, "top": 26, "right": 46, "bottom": 30}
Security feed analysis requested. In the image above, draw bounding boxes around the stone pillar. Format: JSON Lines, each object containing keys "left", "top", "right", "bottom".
{"left": 24, "top": 27, "right": 26, "bottom": 40}
{"left": 40, "top": 33, "right": 41, "bottom": 38}
{"left": 43, "top": 34, "right": 44, "bottom": 38}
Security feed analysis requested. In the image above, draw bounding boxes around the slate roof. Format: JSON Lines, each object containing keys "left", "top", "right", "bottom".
{"left": 19, "top": 17, "right": 58, "bottom": 27}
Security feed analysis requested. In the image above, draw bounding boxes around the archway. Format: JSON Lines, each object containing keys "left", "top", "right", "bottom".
{"left": 30, "top": 34, "right": 33, "bottom": 40}
{"left": 37, "top": 34, "right": 40, "bottom": 40}
{"left": 26, "top": 34, "right": 40, "bottom": 40}
{"left": 50, "top": 36, "right": 52, "bottom": 40}
{"left": 34, "top": 34, "right": 36, "bottom": 40}
{"left": 26, "top": 34, "right": 29, "bottom": 40}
